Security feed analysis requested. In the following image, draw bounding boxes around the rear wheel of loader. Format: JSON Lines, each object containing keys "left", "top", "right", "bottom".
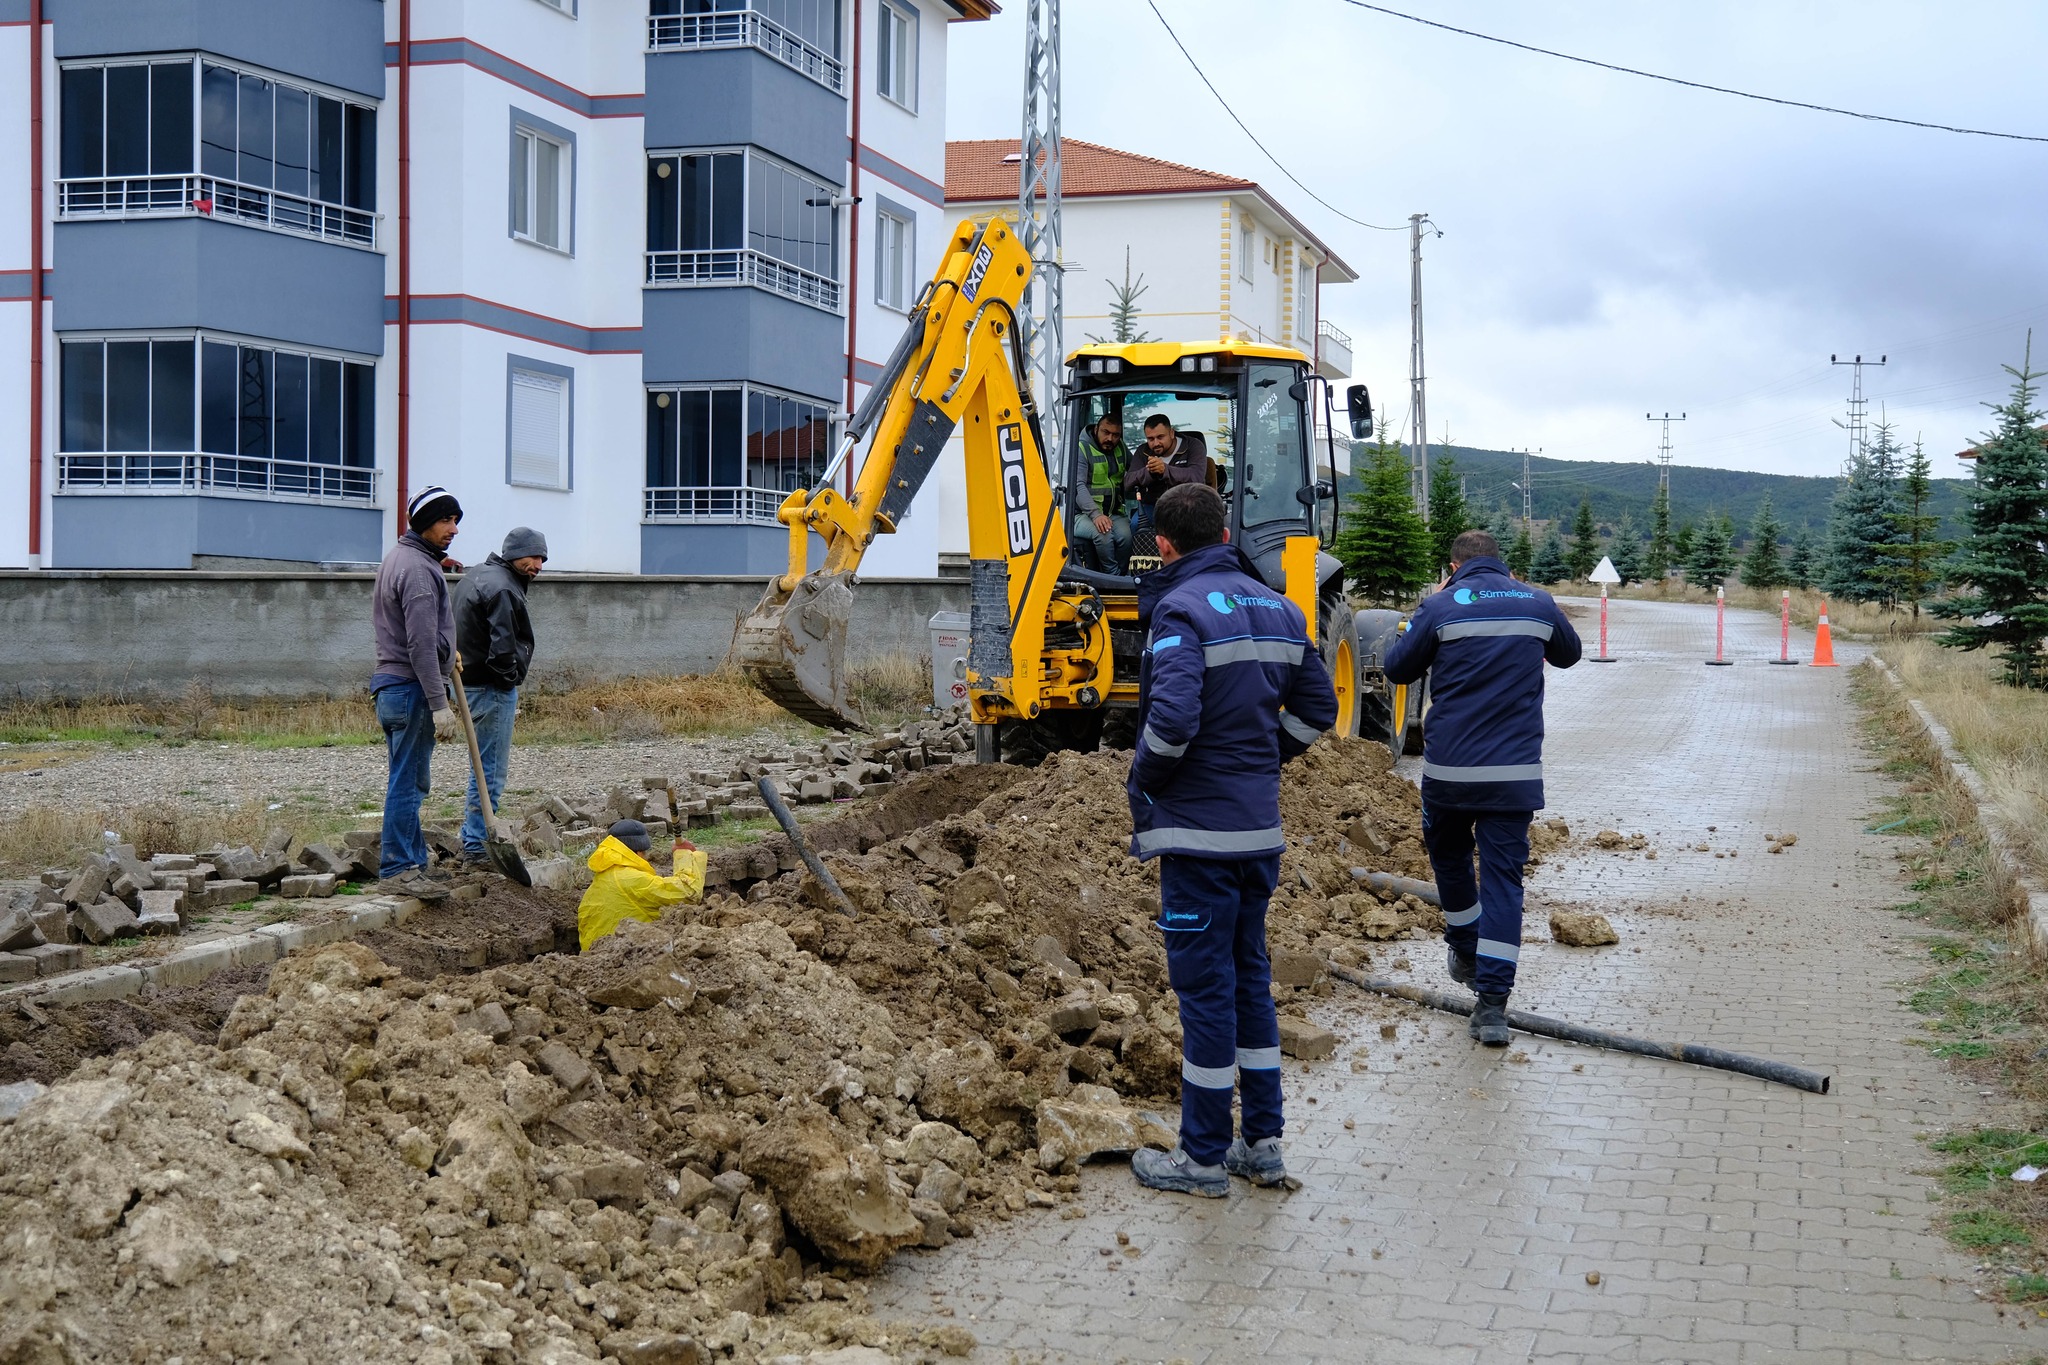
{"left": 1402, "top": 675, "right": 1427, "bottom": 755}
{"left": 975, "top": 713, "right": 1106, "bottom": 767}
{"left": 1318, "top": 599, "right": 1362, "bottom": 739}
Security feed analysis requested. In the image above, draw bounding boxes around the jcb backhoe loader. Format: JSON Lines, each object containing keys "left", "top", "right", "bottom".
{"left": 735, "top": 217, "right": 1421, "bottom": 761}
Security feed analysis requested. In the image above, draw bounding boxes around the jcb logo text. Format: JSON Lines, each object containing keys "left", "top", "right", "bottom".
{"left": 999, "top": 424, "right": 1031, "bottom": 555}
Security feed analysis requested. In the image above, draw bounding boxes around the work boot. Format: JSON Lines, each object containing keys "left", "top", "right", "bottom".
{"left": 377, "top": 868, "right": 451, "bottom": 902}
{"left": 1131, "top": 1146, "right": 1228, "bottom": 1198}
{"left": 1447, "top": 944, "right": 1476, "bottom": 985}
{"left": 1224, "top": 1136, "right": 1288, "bottom": 1187}
{"left": 1469, "top": 993, "right": 1511, "bottom": 1047}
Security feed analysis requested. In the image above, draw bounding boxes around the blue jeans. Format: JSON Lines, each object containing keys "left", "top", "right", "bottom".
{"left": 1157, "top": 853, "right": 1284, "bottom": 1166}
{"left": 1072, "top": 512, "right": 1131, "bottom": 573}
{"left": 461, "top": 684, "right": 518, "bottom": 855}
{"left": 1423, "top": 805, "right": 1532, "bottom": 996}
{"left": 375, "top": 681, "right": 437, "bottom": 878}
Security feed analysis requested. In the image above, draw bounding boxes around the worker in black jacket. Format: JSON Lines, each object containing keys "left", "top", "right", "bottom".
{"left": 453, "top": 527, "right": 547, "bottom": 863}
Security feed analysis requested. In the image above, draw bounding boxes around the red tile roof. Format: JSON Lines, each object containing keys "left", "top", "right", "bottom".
{"left": 946, "top": 138, "right": 1255, "bottom": 203}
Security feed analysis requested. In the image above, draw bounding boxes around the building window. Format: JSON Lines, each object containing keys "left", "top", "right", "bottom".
{"left": 58, "top": 57, "right": 376, "bottom": 248}
{"left": 645, "top": 149, "right": 840, "bottom": 311}
{"left": 1238, "top": 217, "right": 1254, "bottom": 285}
{"left": 644, "top": 384, "right": 833, "bottom": 521}
{"left": 510, "top": 111, "right": 574, "bottom": 253}
{"left": 532, "top": 0, "right": 577, "bottom": 14}
{"left": 1297, "top": 263, "right": 1316, "bottom": 340}
{"left": 58, "top": 333, "right": 375, "bottom": 500}
{"left": 874, "top": 199, "right": 915, "bottom": 312}
{"left": 507, "top": 360, "right": 573, "bottom": 489}
{"left": 877, "top": 0, "right": 918, "bottom": 112}
{"left": 646, "top": 0, "right": 844, "bottom": 92}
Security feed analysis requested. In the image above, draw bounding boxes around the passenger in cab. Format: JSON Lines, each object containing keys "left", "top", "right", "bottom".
{"left": 1073, "top": 414, "right": 1133, "bottom": 573}
{"left": 1123, "top": 415, "right": 1214, "bottom": 539}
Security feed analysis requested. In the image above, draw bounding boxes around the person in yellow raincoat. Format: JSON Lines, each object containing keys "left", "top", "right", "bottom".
{"left": 578, "top": 819, "right": 708, "bottom": 950}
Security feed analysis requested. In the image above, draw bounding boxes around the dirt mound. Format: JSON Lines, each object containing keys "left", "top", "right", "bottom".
{"left": 0, "top": 735, "right": 1430, "bottom": 1363}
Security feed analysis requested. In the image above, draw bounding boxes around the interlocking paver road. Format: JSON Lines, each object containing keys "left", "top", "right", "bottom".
{"left": 868, "top": 598, "right": 2038, "bottom": 1363}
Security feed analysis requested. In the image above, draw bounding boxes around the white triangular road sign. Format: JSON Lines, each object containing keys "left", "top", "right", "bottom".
{"left": 1588, "top": 556, "right": 1621, "bottom": 584}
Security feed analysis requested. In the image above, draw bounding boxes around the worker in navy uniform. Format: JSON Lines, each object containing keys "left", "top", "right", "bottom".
{"left": 1384, "top": 528, "right": 1581, "bottom": 1045}
{"left": 1125, "top": 483, "right": 1338, "bottom": 1196}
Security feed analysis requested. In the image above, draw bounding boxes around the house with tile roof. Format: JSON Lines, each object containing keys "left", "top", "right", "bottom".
{"left": 944, "top": 138, "right": 1358, "bottom": 381}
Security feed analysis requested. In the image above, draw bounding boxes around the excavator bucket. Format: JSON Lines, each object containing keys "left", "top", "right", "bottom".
{"left": 734, "top": 571, "right": 868, "bottom": 731}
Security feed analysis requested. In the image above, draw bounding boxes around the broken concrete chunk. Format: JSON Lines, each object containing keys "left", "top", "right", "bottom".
{"left": 467, "top": 1001, "right": 514, "bottom": 1042}
{"left": 1028, "top": 933, "right": 1082, "bottom": 979}
{"left": 535, "top": 1041, "right": 595, "bottom": 1098}
{"left": 0, "top": 1079, "right": 48, "bottom": 1122}
{"left": 196, "top": 880, "right": 259, "bottom": 910}
{"left": 279, "top": 873, "right": 338, "bottom": 899}
{"left": 126, "top": 1202, "right": 215, "bottom": 1288}
{"left": 1549, "top": 910, "right": 1619, "bottom": 947}
{"left": 0, "top": 953, "right": 34, "bottom": 984}
{"left": 1034, "top": 1098, "right": 1175, "bottom": 1173}
{"left": 230, "top": 1112, "right": 312, "bottom": 1162}
{"left": 1277, "top": 1016, "right": 1338, "bottom": 1060}
{"left": 134, "top": 890, "right": 184, "bottom": 935}
{"left": 22, "top": 942, "right": 83, "bottom": 976}
{"left": 0, "top": 905, "right": 45, "bottom": 952}
{"left": 61, "top": 862, "right": 109, "bottom": 908}
{"left": 1047, "top": 996, "right": 1101, "bottom": 1037}
{"left": 70, "top": 899, "right": 138, "bottom": 945}
{"left": 1269, "top": 949, "right": 1325, "bottom": 987}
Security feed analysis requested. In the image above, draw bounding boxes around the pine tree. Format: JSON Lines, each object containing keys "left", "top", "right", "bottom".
{"left": 1529, "top": 526, "right": 1570, "bottom": 584}
{"left": 1506, "top": 524, "right": 1534, "bottom": 581}
{"left": 1604, "top": 512, "right": 1638, "bottom": 583}
{"left": 1686, "top": 512, "right": 1735, "bottom": 587}
{"left": 1934, "top": 337, "right": 2048, "bottom": 687}
{"left": 1334, "top": 436, "right": 1435, "bottom": 605}
{"left": 1643, "top": 484, "right": 1673, "bottom": 582}
{"left": 1822, "top": 422, "right": 1904, "bottom": 604}
{"left": 1876, "top": 437, "right": 1954, "bottom": 619}
{"left": 1740, "top": 495, "right": 1786, "bottom": 590}
{"left": 1784, "top": 525, "right": 1817, "bottom": 589}
{"left": 1673, "top": 519, "right": 1696, "bottom": 569}
{"left": 1487, "top": 503, "right": 1514, "bottom": 543}
{"left": 1083, "top": 247, "right": 1155, "bottom": 345}
{"left": 1562, "top": 498, "right": 1599, "bottom": 581}
{"left": 1425, "top": 457, "right": 1468, "bottom": 572}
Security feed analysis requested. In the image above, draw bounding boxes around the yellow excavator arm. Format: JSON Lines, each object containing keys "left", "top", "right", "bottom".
{"left": 735, "top": 218, "right": 1069, "bottom": 730}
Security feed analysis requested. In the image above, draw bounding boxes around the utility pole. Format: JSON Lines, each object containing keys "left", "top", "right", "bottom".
{"left": 1407, "top": 213, "right": 1438, "bottom": 518}
{"left": 1521, "top": 449, "right": 1531, "bottom": 529}
{"left": 1016, "top": 0, "right": 1063, "bottom": 466}
{"left": 1645, "top": 412, "right": 1686, "bottom": 494}
{"left": 1830, "top": 353, "right": 1885, "bottom": 466}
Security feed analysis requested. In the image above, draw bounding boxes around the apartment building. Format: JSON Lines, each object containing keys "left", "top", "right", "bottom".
{"left": 0, "top": 0, "right": 993, "bottom": 573}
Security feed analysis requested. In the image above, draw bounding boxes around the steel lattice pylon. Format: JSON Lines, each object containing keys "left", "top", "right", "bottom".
{"left": 1016, "top": 0, "right": 1062, "bottom": 465}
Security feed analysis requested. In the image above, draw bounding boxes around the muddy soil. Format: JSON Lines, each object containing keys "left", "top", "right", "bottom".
{"left": 0, "top": 737, "right": 1441, "bottom": 1365}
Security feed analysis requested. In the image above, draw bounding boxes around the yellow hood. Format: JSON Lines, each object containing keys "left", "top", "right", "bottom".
{"left": 587, "top": 835, "right": 653, "bottom": 876}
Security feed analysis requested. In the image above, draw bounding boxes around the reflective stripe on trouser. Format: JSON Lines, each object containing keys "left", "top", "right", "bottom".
{"left": 1421, "top": 804, "right": 1532, "bottom": 996}
{"left": 1159, "top": 852, "right": 1284, "bottom": 1165}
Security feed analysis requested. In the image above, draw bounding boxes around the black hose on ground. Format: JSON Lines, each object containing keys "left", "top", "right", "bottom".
{"left": 1323, "top": 961, "right": 1832, "bottom": 1095}
{"left": 756, "top": 778, "right": 857, "bottom": 918}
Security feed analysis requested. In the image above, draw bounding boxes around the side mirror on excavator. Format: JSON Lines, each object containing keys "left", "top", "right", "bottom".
{"left": 1346, "top": 385, "right": 1374, "bottom": 440}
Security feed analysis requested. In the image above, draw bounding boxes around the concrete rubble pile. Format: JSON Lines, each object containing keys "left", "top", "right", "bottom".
{"left": 0, "top": 730, "right": 1450, "bottom": 1363}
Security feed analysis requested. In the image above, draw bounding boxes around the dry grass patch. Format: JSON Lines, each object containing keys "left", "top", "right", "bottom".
{"left": 1878, "top": 637, "right": 2048, "bottom": 885}
{"left": 0, "top": 797, "right": 358, "bottom": 879}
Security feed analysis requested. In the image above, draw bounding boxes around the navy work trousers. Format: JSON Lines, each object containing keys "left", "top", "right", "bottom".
{"left": 1158, "top": 852, "right": 1284, "bottom": 1167}
{"left": 1422, "top": 804, "right": 1533, "bottom": 997}
{"left": 375, "top": 680, "right": 438, "bottom": 878}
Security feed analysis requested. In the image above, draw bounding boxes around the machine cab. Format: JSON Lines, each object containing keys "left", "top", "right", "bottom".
{"left": 1060, "top": 341, "right": 1334, "bottom": 591}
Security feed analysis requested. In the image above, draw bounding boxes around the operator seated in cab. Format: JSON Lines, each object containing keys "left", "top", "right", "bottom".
{"left": 1122, "top": 415, "right": 1217, "bottom": 541}
{"left": 1073, "top": 413, "right": 1133, "bottom": 574}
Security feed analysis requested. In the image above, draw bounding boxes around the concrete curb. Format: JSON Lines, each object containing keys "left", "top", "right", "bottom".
{"left": 1871, "top": 657, "right": 2048, "bottom": 951}
{"left": 0, "top": 895, "right": 423, "bottom": 1009}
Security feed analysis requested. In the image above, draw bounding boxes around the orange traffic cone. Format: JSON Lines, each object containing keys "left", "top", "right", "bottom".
{"left": 1811, "top": 598, "right": 1838, "bottom": 667}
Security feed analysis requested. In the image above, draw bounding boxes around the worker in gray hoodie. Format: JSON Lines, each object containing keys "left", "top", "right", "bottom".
{"left": 370, "top": 485, "right": 461, "bottom": 890}
{"left": 453, "top": 527, "right": 547, "bottom": 864}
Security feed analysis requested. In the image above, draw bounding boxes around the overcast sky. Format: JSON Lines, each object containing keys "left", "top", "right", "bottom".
{"left": 945, "top": 1, "right": 2048, "bottom": 486}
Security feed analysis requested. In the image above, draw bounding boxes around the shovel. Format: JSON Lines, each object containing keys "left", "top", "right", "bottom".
{"left": 450, "top": 657, "right": 531, "bottom": 886}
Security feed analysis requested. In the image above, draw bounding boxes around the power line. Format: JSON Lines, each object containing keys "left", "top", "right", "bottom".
{"left": 1334, "top": 1, "right": 2048, "bottom": 144}
{"left": 1142, "top": 0, "right": 1406, "bottom": 233}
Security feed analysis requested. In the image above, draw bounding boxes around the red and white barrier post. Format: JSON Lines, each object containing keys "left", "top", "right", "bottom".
{"left": 1769, "top": 588, "right": 1800, "bottom": 665}
{"left": 1589, "top": 584, "right": 1616, "bottom": 662}
{"left": 1705, "top": 584, "right": 1734, "bottom": 666}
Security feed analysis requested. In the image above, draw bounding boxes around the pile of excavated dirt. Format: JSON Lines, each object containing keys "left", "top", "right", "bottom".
{"left": 0, "top": 736, "right": 1430, "bottom": 1365}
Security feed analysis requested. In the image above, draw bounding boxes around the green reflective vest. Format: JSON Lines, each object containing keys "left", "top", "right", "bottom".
{"left": 1082, "top": 439, "right": 1125, "bottom": 513}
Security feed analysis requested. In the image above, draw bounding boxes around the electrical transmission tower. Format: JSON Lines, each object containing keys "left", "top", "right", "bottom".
{"left": 1830, "top": 353, "right": 1885, "bottom": 466}
{"left": 1520, "top": 449, "right": 1531, "bottom": 528}
{"left": 1016, "top": 0, "right": 1063, "bottom": 464}
{"left": 1645, "top": 412, "right": 1686, "bottom": 493}
{"left": 1407, "top": 213, "right": 1438, "bottom": 518}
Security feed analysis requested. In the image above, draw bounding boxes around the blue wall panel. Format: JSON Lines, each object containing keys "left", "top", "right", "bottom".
{"left": 644, "top": 49, "right": 847, "bottom": 185}
{"left": 642, "top": 288, "right": 841, "bottom": 400}
{"left": 52, "top": 0, "right": 388, "bottom": 101}
{"left": 54, "top": 218, "right": 386, "bottom": 356}
{"left": 641, "top": 524, "right": 824, "bottom": 576}
{"left": 53, "top": 496, "right": 382, "bottom": 569}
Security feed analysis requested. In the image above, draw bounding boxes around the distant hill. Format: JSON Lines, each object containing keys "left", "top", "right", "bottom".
{"left": 1335, "top": 444, "right": 1971, "bottom": 543}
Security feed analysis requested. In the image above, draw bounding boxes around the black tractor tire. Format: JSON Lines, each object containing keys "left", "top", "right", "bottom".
{"left": 1317, "top": 597, "right": 1363, "bottom": 739}
{"left": 984, "top": 711, "right": 1107, "bottom": 767}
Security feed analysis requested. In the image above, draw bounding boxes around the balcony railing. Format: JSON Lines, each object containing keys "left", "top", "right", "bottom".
{"left": 643, "top": 485, "right": 792, "bottom": 523}
{"left": 56, "top": 174, "right": 380, "bottom": 251}
{"left": 1316, "top": 318, "right": 1353, "bottom": 377}
{"left": 647, "top": 8, "right": 845, "bottom": 94}
{"left": 645, "top": 248, "right": 841, "bottom": 312}
{"left": 58, "top": 452, "right": 380, "bottom": 503}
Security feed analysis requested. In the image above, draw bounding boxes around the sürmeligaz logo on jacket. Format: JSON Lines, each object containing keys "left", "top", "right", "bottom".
{"left": 1452, "top": 587, "right": 1537, "bottom": 604}
{"left": 1207, "top": 590, "right": 1288, "bottom": 614}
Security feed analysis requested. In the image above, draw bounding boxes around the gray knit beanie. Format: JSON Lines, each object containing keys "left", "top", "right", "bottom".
{"left": 608, "top": 819, "right": 652, "bottom": 854}
{"left": 501, "top": 527, "right": 549, "bottom": 561}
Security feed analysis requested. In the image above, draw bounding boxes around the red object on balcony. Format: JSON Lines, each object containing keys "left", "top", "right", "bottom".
{"left": 193, "top": 197, "right": 213, "bottom": 214}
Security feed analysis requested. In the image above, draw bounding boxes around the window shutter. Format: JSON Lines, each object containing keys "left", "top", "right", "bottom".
{"left": 509, "top": 370, "right": 567, "bottom": 487}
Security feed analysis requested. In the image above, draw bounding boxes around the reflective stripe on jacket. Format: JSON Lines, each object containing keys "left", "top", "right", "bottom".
{"left": 1383, "top": 555, "right": 1581, "bottom": 811}
{"left": 1127, "top": 540, "right": 1339, "bottom": 860}
{"left": 1077, "top": 439, "right": 1125, "bottom": 516}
